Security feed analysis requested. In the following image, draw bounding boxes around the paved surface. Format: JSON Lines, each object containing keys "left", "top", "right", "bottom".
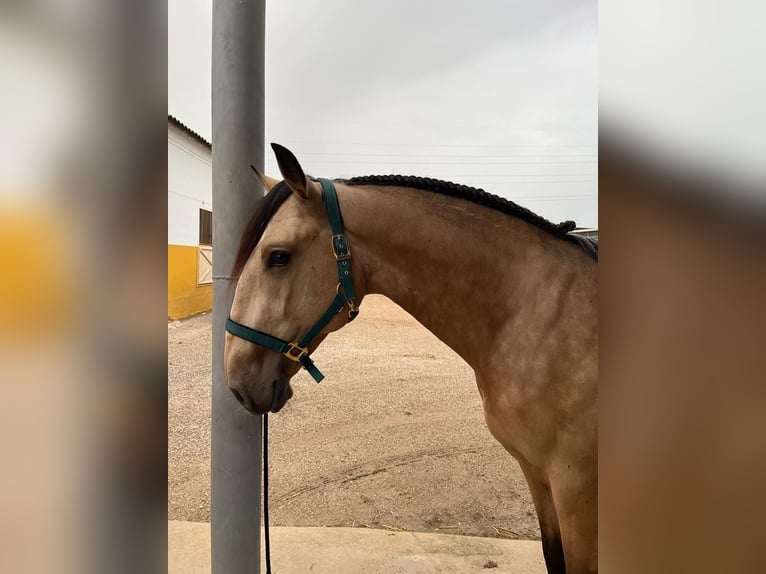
{"left": 168, "top": 521, "right": 546, "bottom": 574}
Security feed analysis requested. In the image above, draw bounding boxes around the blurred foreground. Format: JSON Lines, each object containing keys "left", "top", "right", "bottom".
{"left": 1, "top": 2, "right": 166, "bottom": 573}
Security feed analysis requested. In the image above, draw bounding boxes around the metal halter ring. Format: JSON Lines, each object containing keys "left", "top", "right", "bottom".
{"left": 336, "top": 283, "right": 358, "bottom": 318}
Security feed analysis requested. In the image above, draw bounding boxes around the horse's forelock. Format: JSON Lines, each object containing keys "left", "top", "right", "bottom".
{"left": 231, "top": 180, "right": 293, "bottom": 279}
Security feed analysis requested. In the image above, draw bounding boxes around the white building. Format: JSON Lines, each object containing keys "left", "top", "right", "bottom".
{"left": 168, "top": 115, "right": 213, "bottom": 319}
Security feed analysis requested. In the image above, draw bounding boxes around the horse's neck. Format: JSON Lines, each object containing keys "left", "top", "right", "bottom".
{"left": 339, "top": 184, "right": 591, "bottom": 369}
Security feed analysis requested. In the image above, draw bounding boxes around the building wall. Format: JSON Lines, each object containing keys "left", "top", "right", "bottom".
{"left": 168, "top": 123, "right": 213, "bottom": 319}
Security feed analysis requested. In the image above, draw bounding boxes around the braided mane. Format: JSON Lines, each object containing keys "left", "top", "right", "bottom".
{"left": 343, "top": 174, "right": 578, "bottom": 238}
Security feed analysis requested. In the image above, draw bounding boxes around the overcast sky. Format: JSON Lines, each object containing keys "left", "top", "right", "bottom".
{"left": 169, "top": 0, "right": 597, "bottom": 227}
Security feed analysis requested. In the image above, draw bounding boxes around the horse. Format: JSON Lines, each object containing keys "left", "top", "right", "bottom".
{"left": 224, "top": 143, "right": 598, "bottom": 574}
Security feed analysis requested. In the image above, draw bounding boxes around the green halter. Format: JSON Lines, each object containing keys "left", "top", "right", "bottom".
{"left": 225, "top": 178, "right": 359, "bottom": 383}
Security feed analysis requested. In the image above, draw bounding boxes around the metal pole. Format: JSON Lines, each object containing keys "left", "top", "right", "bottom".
{"left": 211, "top": 1, "right": 265, "bottom": 572}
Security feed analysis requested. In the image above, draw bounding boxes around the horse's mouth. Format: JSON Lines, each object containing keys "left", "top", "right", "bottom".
{"left": 269, "top": 379, "right": 293, "bottom": 413}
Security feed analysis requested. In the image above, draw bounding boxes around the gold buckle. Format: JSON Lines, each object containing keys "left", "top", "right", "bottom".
{"left": 283, "top": 343, "right": 308, "bottom": 362}
{"left": 331, "top": 234, "right": 351, "bottom": 260}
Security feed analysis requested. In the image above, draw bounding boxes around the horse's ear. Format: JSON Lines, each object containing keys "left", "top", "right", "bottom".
{"left": 249, "top": 165, "right": 281, "bottom": 194}
{"left": 271, "top": 143, "right": 320, "bottom": 201}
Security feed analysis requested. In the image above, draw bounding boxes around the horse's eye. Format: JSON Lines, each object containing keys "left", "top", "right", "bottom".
{"left": 267, "top": 250, "right": 291, "bottom": 267}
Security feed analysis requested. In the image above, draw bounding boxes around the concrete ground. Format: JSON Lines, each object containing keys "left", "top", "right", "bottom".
{"left": 169, "top": 521, "right": 546, "bottom": 574}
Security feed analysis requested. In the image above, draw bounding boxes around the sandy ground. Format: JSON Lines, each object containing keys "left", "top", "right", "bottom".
{"left": 168, "top": 295, "right": 539, "bottom": 540}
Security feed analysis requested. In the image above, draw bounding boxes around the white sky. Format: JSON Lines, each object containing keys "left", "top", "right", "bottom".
{"left": 169, "top": 0, "right": 598, "bottom": 227}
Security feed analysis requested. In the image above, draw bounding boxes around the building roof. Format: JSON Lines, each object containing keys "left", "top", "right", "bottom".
{"left": 168, "top": 115, "right": 211, "bottom": 149}
{"left": 570, "top": 227, "right": 598, "bottom": 237}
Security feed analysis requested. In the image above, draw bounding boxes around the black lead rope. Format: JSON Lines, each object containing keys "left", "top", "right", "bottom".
{"left": 263, "top": 413, "right": 272, "bottom": 574}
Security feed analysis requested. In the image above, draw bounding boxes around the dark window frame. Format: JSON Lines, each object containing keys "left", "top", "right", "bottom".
{"left": 199, "top": 208, "right": 212, "bottom": 245}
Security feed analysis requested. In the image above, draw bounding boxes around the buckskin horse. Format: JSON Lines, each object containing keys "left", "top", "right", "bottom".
{"left": 224, "top": 144, "right": 598, "bottom": 574}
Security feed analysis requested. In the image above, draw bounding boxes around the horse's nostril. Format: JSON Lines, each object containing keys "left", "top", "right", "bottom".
{"left": 231, "top": 388, "right": 245, "bottom": 405}
{"left": 229, "top": 386, "right": 257, "bottom": 414}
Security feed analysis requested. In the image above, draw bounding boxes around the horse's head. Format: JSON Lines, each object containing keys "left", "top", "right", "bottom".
{"left": 224, "top": 144, "right": 355, "bottom": 414}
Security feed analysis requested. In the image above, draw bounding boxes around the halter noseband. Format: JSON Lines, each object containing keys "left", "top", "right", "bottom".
{"left": 225, "top": 178, "right": 359, "bottom": 383}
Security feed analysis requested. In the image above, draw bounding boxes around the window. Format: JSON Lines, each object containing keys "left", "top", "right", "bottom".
{"left": 199, "top": 208, "right": 212, "bottom": 245}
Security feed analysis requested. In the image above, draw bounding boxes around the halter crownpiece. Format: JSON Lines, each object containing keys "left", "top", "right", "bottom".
{"left": 225, "top": 178, "right": 359, "bottom": 383}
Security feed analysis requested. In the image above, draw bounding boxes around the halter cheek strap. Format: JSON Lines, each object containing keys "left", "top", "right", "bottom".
{"left": 225, "top": 178, "right": 359, "bottom": 383}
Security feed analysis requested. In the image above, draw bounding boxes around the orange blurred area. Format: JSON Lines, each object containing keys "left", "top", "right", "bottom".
{"left": 0, "top": 206, "right": 80, "bottom": 344}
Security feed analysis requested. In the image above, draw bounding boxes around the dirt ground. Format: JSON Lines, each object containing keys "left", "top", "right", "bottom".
{"left": 168, "top": 295, "right": 539, "bottom": 540}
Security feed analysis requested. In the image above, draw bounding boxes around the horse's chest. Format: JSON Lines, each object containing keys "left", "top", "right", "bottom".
{"left": 477, "top": 370, "right": 566, "bottom": 462}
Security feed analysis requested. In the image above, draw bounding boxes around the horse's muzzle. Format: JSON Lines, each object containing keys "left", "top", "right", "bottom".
{"left": 228, "top": 377, "right": 292, "bottom": 415}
